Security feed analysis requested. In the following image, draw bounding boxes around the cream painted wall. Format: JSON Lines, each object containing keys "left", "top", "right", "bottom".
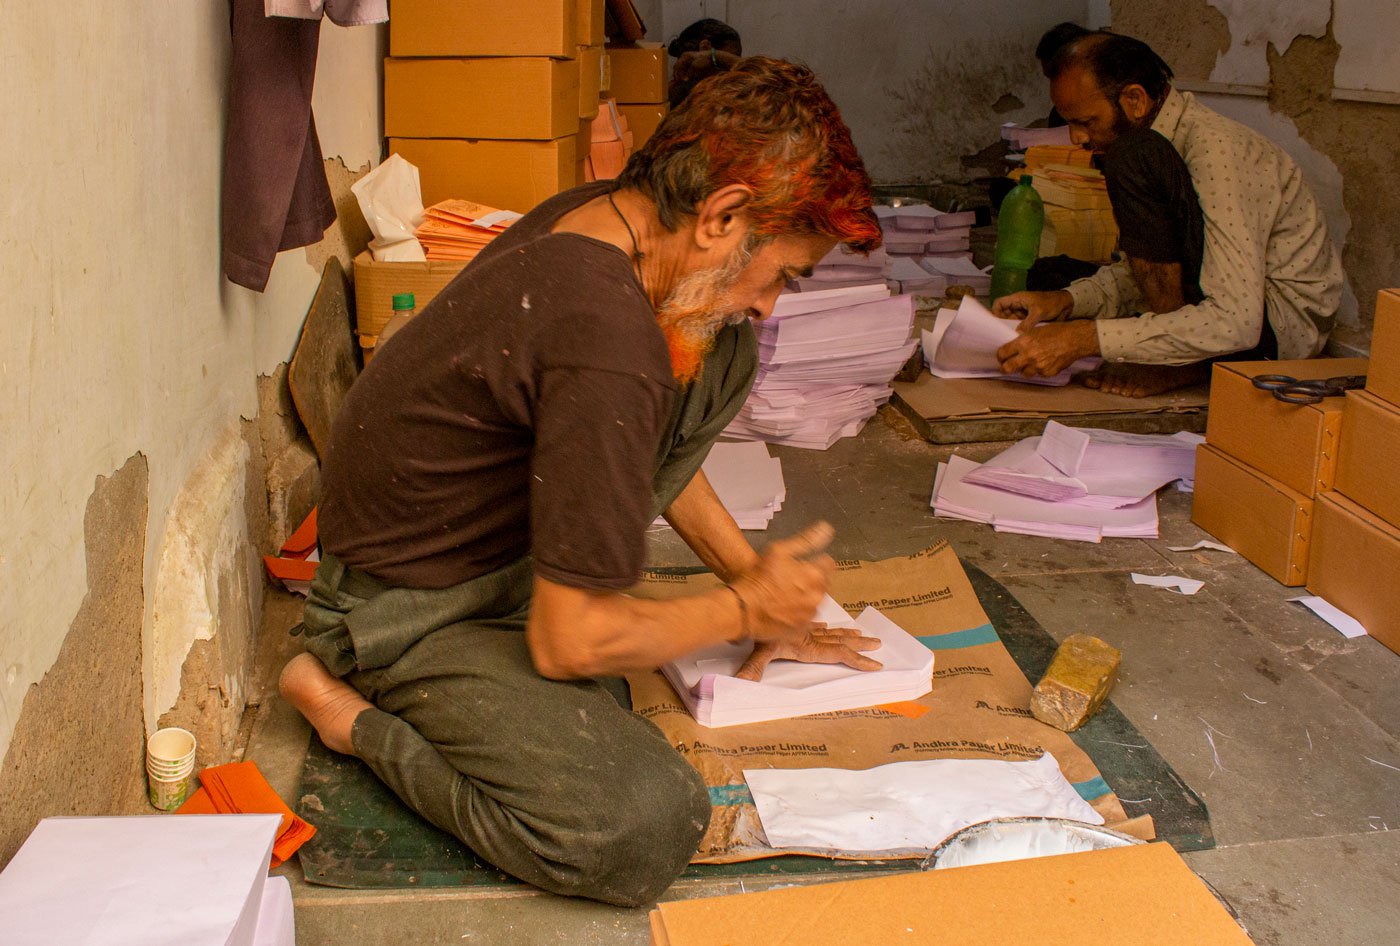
{"left": 0, "top": 4, "right": 383, "bottom": 761}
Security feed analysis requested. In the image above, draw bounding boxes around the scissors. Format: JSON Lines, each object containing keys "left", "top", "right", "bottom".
{"left": 1250, "top": 373, "right": 1367, "bottom": 405}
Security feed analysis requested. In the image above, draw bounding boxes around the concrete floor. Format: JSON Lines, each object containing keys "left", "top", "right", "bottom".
{"left": 245, "top": 409, "right": 1400, "bottom": 945}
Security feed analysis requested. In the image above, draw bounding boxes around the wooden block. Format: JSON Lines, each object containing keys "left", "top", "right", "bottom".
{"left": 1030, "top": 633, "right": 1121, "bottom": 732}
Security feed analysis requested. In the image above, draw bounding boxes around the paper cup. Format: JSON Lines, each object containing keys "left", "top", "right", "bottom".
{"left": 147, "top": 769, "right": 195, "bottom": 811}
{"left": 146, "top": 728, "right": 197, "bottom": 810}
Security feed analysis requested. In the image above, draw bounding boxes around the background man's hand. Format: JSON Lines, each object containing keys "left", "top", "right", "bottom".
{"left": 734, "top": 623, "right": 883, "bottom": 681}
{"left": 991, "top": 289, "right": 1074, "bottom": 329}
{"left": 996, "top": 319, "right": 1100, "bottom": 379}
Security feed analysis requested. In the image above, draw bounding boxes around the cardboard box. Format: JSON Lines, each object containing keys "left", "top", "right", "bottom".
{"left": 1334, "top": 389, "right": 1400, "bottom": 527}
{"left": 576, "top": 118, "right": 592, "bottom": 159}
{"left": 352, "top": 250, "right": 466, "bottom": 340}
{"left": 600, "top": 49, "right": 612, "bottom": 93}
{"left": 390, "top": 0, "right": 576, "bottom": 59}
{"left": 1369, "top": 288, "right": 1400, "bottom": 407}
{"left": 1205, "top": 357, "right": 1367, "bottom": 496}
{"left": 648, "top": 843, "right": 1253, "bottom": 945}
{"left": 385, "top": 58, "right": 579, "bottom": 140}
{"left": 389, "top": 136, "right": 578, "bottom": 212}
{"left": 617, "top": 103, "right": 667, "bottom": 148}
{"left": 606, "top": 43, "right": 667, "bottom": 103}
{"left": 1192, "top": 444, "right": 1313, "bottom": 585}
{"left": 1308, "top": 491, "right": 1400, "bottom": 655}
{"left": 576, "top": 0, "right": 604, "bottom": 46}
{"left": 578, "top": 45, "right": 603, "bottom": 119}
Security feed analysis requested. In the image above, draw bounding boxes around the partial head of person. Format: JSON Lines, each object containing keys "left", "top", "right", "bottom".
{"left": 617, "top": 56, "right": 881, "bottom": 383}
{"left": 667, "top": 17, "right": 742, "bottom": 58}
{"left": 1046, "top": 31, "right": 1174, "bottom": 153}
{"left": 1034, "top": 21, "right": 1090, "bottom": 77}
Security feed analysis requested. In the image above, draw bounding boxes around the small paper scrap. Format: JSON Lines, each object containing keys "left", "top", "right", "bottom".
{"left": 1131, "top": 573, "right": 1205, "bottom": 596}
{"left": 1289, "top": 596, "right": 1368, "bottom": 639}
{"left": 1167, "top": 540, "right": 1235, "bottom": 554}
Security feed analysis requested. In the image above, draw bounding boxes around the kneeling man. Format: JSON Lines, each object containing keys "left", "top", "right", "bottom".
{"left": 279, "top": 57, "right": 884, "bottom": 906}
{"left": 996, "top": 31, "right": 1343, "bottom": 396}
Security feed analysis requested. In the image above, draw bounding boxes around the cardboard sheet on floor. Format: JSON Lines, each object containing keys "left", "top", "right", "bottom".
{"left": 647, "top": 842, "right": 1252, "bottom": 946}
{"left": 626, "top": 541, "right": 1146, "bottom": 863}
{"left": 893, "top": 371, "right": 1210, "bottom": 421}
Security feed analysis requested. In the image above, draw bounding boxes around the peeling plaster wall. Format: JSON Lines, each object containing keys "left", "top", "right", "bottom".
{"left": 652, "top": 1, "right": 1087, "bottom": 183}
{"left": 0, "top": 5, "right": 383, "bottom": 770}
{"left": 1109, "top": 0, "right": 1400, "bottom": 344}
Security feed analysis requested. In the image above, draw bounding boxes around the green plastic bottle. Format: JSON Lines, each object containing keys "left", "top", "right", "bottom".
{"left": 989, "top": 175, "right": 1045, "bottom": 303}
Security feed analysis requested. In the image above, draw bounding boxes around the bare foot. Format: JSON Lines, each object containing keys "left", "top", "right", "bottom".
{"left": 1079, "top": 363, "right": 1209, "bottom": 398}
{"left": 279, "top": 652, "right": 372, "bottom": 755}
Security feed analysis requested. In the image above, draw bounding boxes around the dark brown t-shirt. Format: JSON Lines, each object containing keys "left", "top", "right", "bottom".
{"left": 319, "top": 183, "right": 677, "bottom": 591}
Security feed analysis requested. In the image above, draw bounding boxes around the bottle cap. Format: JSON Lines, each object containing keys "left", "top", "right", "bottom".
{"left": 1019, "top": 175, "right": 1033, "bottom": 186}
{"left": 392, "top": 293, "right": 416, "bottom": 311}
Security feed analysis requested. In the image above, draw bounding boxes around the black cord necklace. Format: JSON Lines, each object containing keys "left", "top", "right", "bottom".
{"left": 606, "top": 189, "right": 646, "bottom": 277}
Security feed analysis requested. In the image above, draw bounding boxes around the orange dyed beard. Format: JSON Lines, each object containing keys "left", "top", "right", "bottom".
{"left": 655, "top": 242, "right": 754, "bottom": 384}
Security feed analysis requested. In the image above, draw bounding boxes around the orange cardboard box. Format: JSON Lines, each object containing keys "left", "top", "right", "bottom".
{"left": 390, "top": 0, "right": 576, "bottom": 58}
{"left": 578, "top": 45, "right": 603, "bottom": 119}
{"left": 606, "top": 43, "right": 667, "bottom": 103}
{"left": 389, "top": 136, "right": 577, "bottom": 213}
{"left": 576, "top": 0, "right": 604, "bottom": 46}
{"left": 1192, "top": 443, "right": 1312, "bottom": 585}
{"left": 385, "top": 58, "right": 579, "bottom": 140}
{"left": 352, "top": 250, "right": 466, "bottom": 341}
{"left": 617, "top": 103, "right": 667, "bottom": 148}
{"left": 1308, "top": 491, "right": 1400, "bottom": 655}
{"left": 1334, "top": 389, "right": 1400, "bottom": 528}
{"left": 1368, "top": 288, "right": 1400, "bottom": 407}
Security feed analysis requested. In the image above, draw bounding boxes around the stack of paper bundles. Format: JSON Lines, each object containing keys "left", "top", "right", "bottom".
{"left": 414, "top": 199, "right": 521, "bottom": 261}
{"left": 876, "top": 204, "right": 976, "bottom": 261}
{"left": 792, "top": 243, "right": 889, "bottom": 292}
{"left": 888, "top": 256, "right": 947, "bottom": 295}
{"left": 726, "top": 286, "right": 916, "bottom": 449}
{"left": 918, "top": 256, "right": 991, "bottom": 296}
{"left": 1015, "top": 155, "right": 1118, "bottom": 263}
{"left": 662, "top": 596, "right": 934, "bottom": 727}
{"left": 964, "top": 421, "right": 1203, "bottom": 505}
{"left": 932, "top": 455, "right": 1159, "bottom": 542}
{"left": 654, "top": 441, "right": 785, "bottom": 530}
{"left": 1001, "top": 122, "right": 1073, "bottom": 150}
{"left": 923, "top": 294, "right": 1100, "bottom": 385}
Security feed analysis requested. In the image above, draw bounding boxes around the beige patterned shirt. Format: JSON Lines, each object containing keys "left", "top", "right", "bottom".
{"left": 1066, "top": 90, "right": 1343, "bottom": 364}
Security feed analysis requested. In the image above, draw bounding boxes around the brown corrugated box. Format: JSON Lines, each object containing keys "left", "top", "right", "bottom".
{"left": 606, "top": 43, "right": 667, "bottom": 103}
{"left": 648, "top": 843, "right": 1253, "bottom": 946}
{"left": 384, "top": 58, "right": 579, "bottom": 140}
{"left": 1308, "top": 491, "right": 1400, "bottom": 655}
{"left": 576, "top": 0, "right": 604, "bottom": 46}
{"left": 390, "top": 0, "right": 577, "bottom": 58}
{"left": 1369, "top": 288, "right": 1400, "bottom": 407}
{"left": 1334, "top": 389, "right": 1400, "bottom": 527}
{"left": 1204, "top": 357, "right": 1367, "bottom": 497}
{"left": 617, "top": 103, "right": 667, "bottom": 148}
{"left": 352, "top": 250, "right": 466, "bottom": 343}
{"left": 578, "top": 45, "right": 603, "bottom": 119}
{"left": 576, "top": 118, "right": 592, "bottom": 159}
{"left": 1192, "top": 444, "right": 1312, "bottom": 585}
{"left": 390, "top": 136, "right": 578, "bottom": 212}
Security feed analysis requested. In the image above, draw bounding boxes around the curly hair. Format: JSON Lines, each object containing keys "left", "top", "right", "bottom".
{"left": 616, "top": 57, "right": 882, "bottom": 253}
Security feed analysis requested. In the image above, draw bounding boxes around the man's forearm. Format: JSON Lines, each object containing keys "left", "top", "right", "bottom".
{"left": 663, "top": 470, "right": 760, "bottom": 582}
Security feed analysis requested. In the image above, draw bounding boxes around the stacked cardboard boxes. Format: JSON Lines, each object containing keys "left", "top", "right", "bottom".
{"left": 385, "top": 0, "right": 606, "bottom": 211}
{"left": 1306, "top": 290, "right": 1400, "bottom": 654}
{"left": 1191, "top": 355, "right": 1368, "bottom": 586}
{"left": 606, "top": 43, "right": 669, "bottom": 150}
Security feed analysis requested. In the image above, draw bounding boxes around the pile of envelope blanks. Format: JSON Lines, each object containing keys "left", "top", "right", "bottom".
{"left": 931, "top": 421, "right": 1205, "bottom": 542}
{"left": 725, "top": 285, "right": 917, "bottom": 449}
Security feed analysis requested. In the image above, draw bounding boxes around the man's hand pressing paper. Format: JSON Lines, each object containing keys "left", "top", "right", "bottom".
{"left": 734, "top": 623, "right": 883, "bottom": 682}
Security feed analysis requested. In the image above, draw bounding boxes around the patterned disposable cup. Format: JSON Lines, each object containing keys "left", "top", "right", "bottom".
{"left": 147, "top": 768, "right": 195, "bottom": 811}
{"left": 146, "top": 727, "right": 197, "bottom": 810}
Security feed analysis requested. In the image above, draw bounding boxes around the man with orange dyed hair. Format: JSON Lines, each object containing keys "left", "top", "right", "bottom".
{"left": 280, "top": 59, "right": 882, "bottom": 905}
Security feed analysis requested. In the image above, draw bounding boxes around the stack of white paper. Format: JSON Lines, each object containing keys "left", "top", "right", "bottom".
{"left": 0, "top": 814, "right": 288, "bottom": 946}
{"left": 744, "top": 754, "right": 1103, "bottom": 853}
{"left": 888, "top": 256, "right": 947, "bottom": 295}
{"left": 654, "top": 441, "right": 785, "bottom": 530}
{"left": 923, "top": 294, "right": 1100, "bottom": 386}
{"left": 932, "top": 454, "right": 1160, "bottom": 542}
{"left": 726, "top": 288, "right": 916, "bottom": 449}
{"left": 662, "top": 596, "right": 935, "bottom": 728}
{"left": 918, "top": 255, "right": 992, "bottom": 295}
{"left": 963, "top": 421, "right": 1204, "bottom": 504}
{"left": 876, "top": 204, "right": 977, "bottom": 264}
{"left": 1001, "top": 122, "right": 1074, "bottom": 150}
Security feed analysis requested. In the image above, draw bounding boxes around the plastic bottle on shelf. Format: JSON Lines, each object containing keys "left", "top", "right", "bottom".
{"left": 988, "top": 175, "right": 1045, "bottom": 303}
{"left": 378, "top": 292, "right": 416, "bottom": 350}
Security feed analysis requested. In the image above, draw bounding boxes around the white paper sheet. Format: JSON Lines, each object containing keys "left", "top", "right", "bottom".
{"left": 0, "top": 814, "right": 281, "bottom": 946}
{"left": 1168, "top": 540, "right": 1235, "bottom": 553}
{"left": 1289, "top": 595, "right": 1369, "bottom": 638}
{"left": 743, "top": 754, "right": 1103, "bottom": 853}
{"left": 252, "top": 876, "right": 296, "bottom": 946}
{"left": 662, "top": 597, "right": 933, "bottom": 728}
{"left": 1131, "top": 573, "right": 1205, "bottom": 596}
{"left": 926, "top": 296, "right": 1101, "bottom": 386}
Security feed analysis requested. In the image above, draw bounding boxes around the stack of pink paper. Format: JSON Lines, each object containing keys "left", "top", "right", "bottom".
{"left": 930, "top": 422, "right": 1205, "bottom": 542}
{"left": 876, "top": 204, "right": 976, "bottom": 262}
{"left": 725, "top": 285, "right": 917, "bottom": 449}
{"left": 791, "top": 243, "right": 890, "bottom": 292}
